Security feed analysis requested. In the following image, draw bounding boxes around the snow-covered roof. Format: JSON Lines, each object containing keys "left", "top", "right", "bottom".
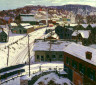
{"left": 0, "top": 29, "right": 2, "bottom": 33}
{"left": 81, "top": 24, "right": 88, "bottom": 28}
{"left": 21, "top": 15, "right": 37, "bottom": 22}
{"left": 24, "top": 25, "right": 33, "bottom": 29}
{"left": 65, "top": 24, "right": 78, "bottom": 27}
{"left": 20, "top": 14, "right": 35, "bottom": 16}
{"left": 64, "top": 43, "right": 96, "bottom": 66}
{"left": 3, "top": 17, "right": 10, "bottom": 21}
{"left": 0, "top": 28, "right": 8, "bottom": 35}
{"left": 81, "top": 24, "right": 96, "bottom": 28}
{"left": 20, "top": 23, "right": 30, "bottom": 27}
{"left": 72, "top": 30, "right": 90, "bottom": 39}
{"left": 33, "top": 40, "right": 71, "bottom": 51}
{"left": 90, "top": 24, "right": 96, "bottom": 28}
{"left": 10, "top": 23, "right": 18, "bottom": 27}
{"left": 0, "top": 25, "right": 6, "bottom": 28}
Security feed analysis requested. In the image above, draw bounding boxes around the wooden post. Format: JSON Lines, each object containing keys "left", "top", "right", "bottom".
{"left": 7, "top": 46, "right": 9, "bottom": 66}
{"left": 28, "top": 35, "right": 30, "bottom": 77}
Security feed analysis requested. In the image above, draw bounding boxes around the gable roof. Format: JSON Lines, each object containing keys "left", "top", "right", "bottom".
{"left": 72, "top": 30, "right": 90, "bottom": 39}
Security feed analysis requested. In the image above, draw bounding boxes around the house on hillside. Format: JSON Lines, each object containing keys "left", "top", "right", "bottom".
{"left": 33, "top": 39, "right": 71, "bottom": 62}
{"left": 72, "top": 30, "right": 91, "bottom": 40}
{"left": 0, "top": 28, "right": 8, "bottom": 42}
{"left": 11, "top": 24, "right": 34, "bottom": 34}
{"left": 72, "top": 30, "right": 91, "bottom": 45}
{"left": 10, "top": 23, "right": 18, "bottom": 29}
{"left": 64, "top": 43, "right": 96, "bottom": 85}
{"left": 74, "top": 24, "right": 85, "bottom": 30}
{"left": 20, "top": 14, "right": 38, "bottom": 25}
{"left": 55, "top": 25, "right": 73, "bottom": 39}
{"left": 3, "top": 16, "right": 13, "bottom": 24}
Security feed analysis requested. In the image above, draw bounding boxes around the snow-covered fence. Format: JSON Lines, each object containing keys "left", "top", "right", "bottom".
{"left": 1, "top": 77, "right": 20, "bottom": 85}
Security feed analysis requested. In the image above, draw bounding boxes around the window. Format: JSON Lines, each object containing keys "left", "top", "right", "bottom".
{"left": 65, "top": 34, "right": 66, "bottom": 37}
{"left": 52, "top": 55, "right": 56, "bottom": 59}
{"left": 79, "top": 63, "right": 85, "bottom": 74}
{"left": 68, "top": 34, "right": 70, "bottom": 37}
{"left": 66, "top": 57, "right": 69, "bottom": 64}
{"left": 41, "top": 56, "right": 44, "bottom": 61}
{"left": 72, "top": 60, "right": 77, "bottom": 69}
{"left": 66, "top": 57, "right": 71, "bottom": 65}
{"left": 46, "top": 55, "right": 49, "bottom": 59}
{"left": 59, "top": 55, "right": 63, "bottom": 59}
{"left": 87, "top": 68, "right": 95, "bottom": 81}
{"left": 37, "top": 55, "right": 39, "bottom": 60}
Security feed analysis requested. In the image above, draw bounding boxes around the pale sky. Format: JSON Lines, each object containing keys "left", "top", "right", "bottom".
{"left": 0, "top": 0, "right": 96, "bottom": 10}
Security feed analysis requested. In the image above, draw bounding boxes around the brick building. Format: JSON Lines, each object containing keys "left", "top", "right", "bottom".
{"left": 64, "top": 43, "right": 96, "bottom": 85}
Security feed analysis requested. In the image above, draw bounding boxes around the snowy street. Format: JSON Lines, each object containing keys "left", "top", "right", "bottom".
{"left": 0, "top": 26, "right": 55, "bottom": 68}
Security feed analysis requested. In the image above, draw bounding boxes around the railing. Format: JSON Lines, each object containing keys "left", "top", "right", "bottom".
{"left": 0, "top": 64, "right": 25, "bottom": 74}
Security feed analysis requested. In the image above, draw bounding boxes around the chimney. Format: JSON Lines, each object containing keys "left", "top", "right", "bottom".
{"left": 1, "top": 28, "right": 4, "bottom": 31}
{"left": 86, "top": 51, "right": 92, "bottom": 60}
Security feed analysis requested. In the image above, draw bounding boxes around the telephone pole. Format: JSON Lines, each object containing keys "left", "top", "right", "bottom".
{"left": 28, "top": 35, "right": 30, "bottom": 77}
{"left": 7, "top": 46, "right": 9, "bottom": 66}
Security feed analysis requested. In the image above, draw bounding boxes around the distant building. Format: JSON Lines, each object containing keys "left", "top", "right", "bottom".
{"left": 3, "top": 16, "right": 13, "bottom": 24}
{"left": 72, "top": 30, "right": 91, "bottom": 40}
{"left": 0, "top": 28, "right": 8, "bottom": 42}
{"left": 64, "top": 43, "right": 96, "bottom": 85}
{"left": 20, "top": 14, "right": 38, "bottom": 25}
{"left": 11, "top": 24, "right": 34, "bottom": 34}
{"left": 10, "top": 23, "right": 18, "bottom": 29}
{"left": 55, "top": 25, "right": 73, "bottom": 39}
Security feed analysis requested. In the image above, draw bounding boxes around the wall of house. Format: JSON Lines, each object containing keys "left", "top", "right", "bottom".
{"left": 35, "top": 51, "right": 64, "bottom": 62}
{"left": 27, "top": 27, "right": 34, "bottom": 34}
{"left": 73, "top": 71, "right": 83, "bottom": 85}
{"left": 0, "top": 32, "right": 7, "bottom": 42}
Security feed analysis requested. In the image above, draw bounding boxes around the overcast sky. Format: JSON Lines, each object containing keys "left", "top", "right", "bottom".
{"left": 0, "top": 0, "right": 96, "bottom": 10}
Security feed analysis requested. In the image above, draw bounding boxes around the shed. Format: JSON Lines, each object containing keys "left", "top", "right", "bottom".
{"left": 11, "top": 25, "right": 27, "bottom": 34}
{"left": 11, "top": 25, "right": 34, "bottom": 34}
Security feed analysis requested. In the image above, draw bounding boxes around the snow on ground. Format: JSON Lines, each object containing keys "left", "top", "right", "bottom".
{"left": 0, "top": 31, "right": 26, "bottom": 48}
{"left": 21, "top": 62, "right": 63, "bottom": 80}
{"left": 24, "top": 62, "right": 63, "bottom": 75}
{"left": 34, "top": 73, "right": 71, "bottom": 85}
{"left": 0, "top": 26, "right": 55, "bottom": 68}
{"left": 89, "top": 44, "right": 96, "bottom": 49}
{"left": 1, "top": 77, "right": 20, "bottom": 85}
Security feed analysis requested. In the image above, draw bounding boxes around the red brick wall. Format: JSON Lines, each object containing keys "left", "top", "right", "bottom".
{"left": 73, "top": 71, "right": 83, "bottom": 85}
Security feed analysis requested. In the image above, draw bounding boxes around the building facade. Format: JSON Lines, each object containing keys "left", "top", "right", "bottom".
{"left": 64, "top": 43, "right": 96, "bottom": 85}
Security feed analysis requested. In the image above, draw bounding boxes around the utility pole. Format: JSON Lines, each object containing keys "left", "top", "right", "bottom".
{"left": 8, "top": 25, "right": 10, "bottom": 42}
{"left": 7, "top": 46, "right": 9, "bottom": 66}
{"left": 49, "top": 30, "right": 52, "bottom": 51}
{"left": 46, "top": 9, "right": 48, "bottom": 26}
{"left": 28, "top": 35, "right": 30, "bottom": 77}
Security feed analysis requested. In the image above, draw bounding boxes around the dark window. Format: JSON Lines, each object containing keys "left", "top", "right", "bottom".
{"left": 59, "top": 55, "right": 63, "bottom": 59}
{"left": 68, "top": 34, "right": 69, "bottom": 37}
{"left": 66, "top": 56, "right": 71, "bottom": 65}
{"left": 66, "top": 56, "right": 69, "bottom": 64}
{"left": 79, "top": 63, "right": 85, "bottom": 74}
{"left": 41, "top": 56, "right": 44, "bottom": 61}
{"left": 65, "top": 34, "right": 66, "bottom": 37}
{"left": 87, "top": 68, "right": 95, "bottom": 81}
{"left": 52, "top": 55, "right": 56, "bottom": 59}
{"left": 72, "top": 60, "right": 77, "bottom": 69}
{"left": 46, "top": 55, "right": 49, "bottom": 59}
{"left": 37, "top": 55, "right": 39, "bottom": 60}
